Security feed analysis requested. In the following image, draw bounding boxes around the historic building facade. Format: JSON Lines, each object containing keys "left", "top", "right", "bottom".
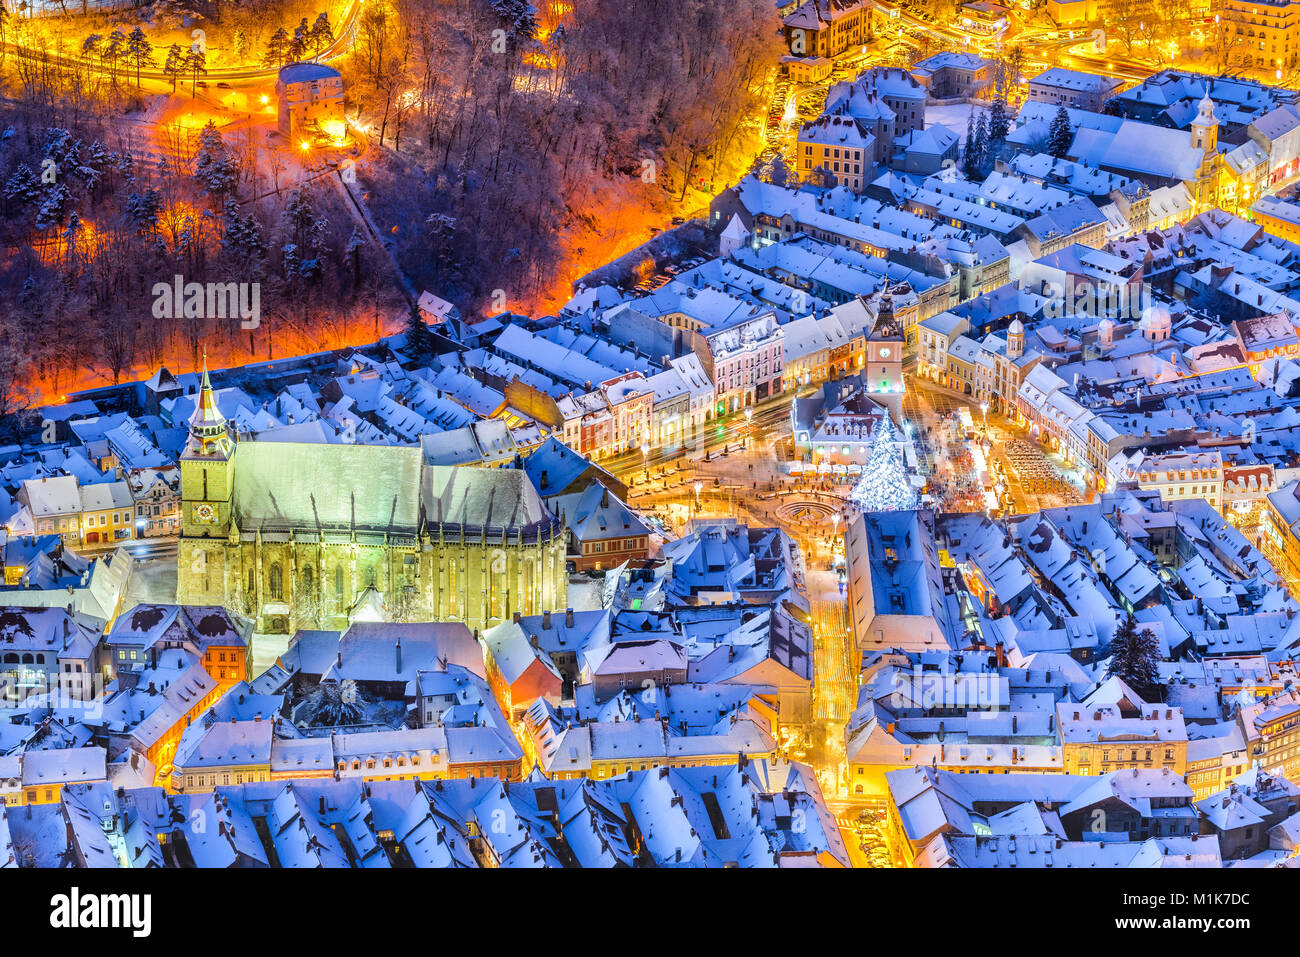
{"left": 177, "top": 366, "right": 568, "bottom": 635}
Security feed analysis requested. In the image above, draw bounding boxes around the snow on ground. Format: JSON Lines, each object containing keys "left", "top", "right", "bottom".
{"left": 567, "top": 578, "right": 606, "bottom": 613}
{"left": 121, "top": 556, "right": 178, "bottom": 611}
{"left": 925, "top": 100, "right": 991, "bottom": 149}
{"left": 252, "top": 631, "right": 292, "bottom": 677}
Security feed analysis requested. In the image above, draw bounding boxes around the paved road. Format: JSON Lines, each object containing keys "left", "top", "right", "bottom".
{"left": 3, "top": 0, "right": 364, "bottom": 88}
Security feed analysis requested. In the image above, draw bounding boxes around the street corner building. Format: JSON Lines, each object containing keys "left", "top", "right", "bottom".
{"left": 176, "top": 367, "right": 568, "bottom": 635}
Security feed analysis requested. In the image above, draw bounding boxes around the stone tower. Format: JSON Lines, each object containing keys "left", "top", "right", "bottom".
{"left": 177, "top": 358, "right": 235, "bottom": 605}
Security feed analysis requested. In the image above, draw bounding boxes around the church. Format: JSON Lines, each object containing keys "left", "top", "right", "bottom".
{"left": 176, "top": 364, "right": 568, "bottom": 636}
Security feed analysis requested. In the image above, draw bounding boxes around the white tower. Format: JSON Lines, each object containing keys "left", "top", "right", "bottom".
{"left": 1139, "top": 304, "right": 1172, "bottom": 343}
{"left": 1006, "top": 318, "right": 1025, "bottom": 359}
{"left": 1098, "top": 317, "right": 1115, "bottom": 350}
{"left": 1190, "top": 91, "right": 1217, "bottom": 154}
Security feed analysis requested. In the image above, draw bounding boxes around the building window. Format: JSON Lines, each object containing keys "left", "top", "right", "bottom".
{"left": 269, "top": 563, "right": 283, "bottom": 601}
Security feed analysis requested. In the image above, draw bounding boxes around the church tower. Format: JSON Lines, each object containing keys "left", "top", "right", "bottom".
{"left": 1190, "top": 91, "right": 1217, "bottom": 154}
{"left": 866, "top": 291, "right": 905, "bottom": 424}
{"left": 1190, "top": 91, "right": 1219, "bottom": 211}
{"left": 178, "top": 357, "right": 235, "bottom": 605}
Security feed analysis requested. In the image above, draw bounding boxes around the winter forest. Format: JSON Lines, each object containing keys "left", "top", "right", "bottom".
{"left": 0, "top": 0, "right": 780, "bottom": 415}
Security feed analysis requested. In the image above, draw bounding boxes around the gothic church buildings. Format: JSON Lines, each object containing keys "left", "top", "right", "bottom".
{"left": 176, "top": 365, "right": 568, "bottom": 635}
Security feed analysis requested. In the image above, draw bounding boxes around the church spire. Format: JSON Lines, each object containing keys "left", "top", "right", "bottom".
{"left": 186, "top": 350, "right": 232, "bottom": 458}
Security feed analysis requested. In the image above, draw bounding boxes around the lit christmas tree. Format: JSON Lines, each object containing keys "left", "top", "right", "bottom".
{"left": 848, "top": 415, "right": 917, "bottom": 512}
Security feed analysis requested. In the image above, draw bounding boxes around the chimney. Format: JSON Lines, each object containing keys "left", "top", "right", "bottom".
{"left": 530, "top": 634, "right": 540, "bottom": 649}
{"left": 542, "top": 610, "right": 552, "bottom": 630}
{"left": 565, "top": 608, "right": 574, "bottom": 627}
{"left": 512, "top": 611, "right": 522, "bottom": 624}
{"left": 396, "top": 637, "right": 403, "bottom": 674}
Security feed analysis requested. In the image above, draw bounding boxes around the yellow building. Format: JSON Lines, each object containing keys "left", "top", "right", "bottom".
{"left": 1219, "top": 0, "right": 1300, "bottom": 73}
{"left": 1265, "top": 479, "right": 1300, "bottom": 596}
{"left": 1056, "top": 701, "right": 1189, "bottom": 776}
{"left": 1253, "top": 196, "right": 1300, "bottom": 244}
{"left": 77, "top": 480, "right": 136, "bottom": 547}
{"left": 1239, "top": 689, "right": 1300, "bottom": 782}
{"left": 0, "top": 747, "right": 107, "bottom": 807}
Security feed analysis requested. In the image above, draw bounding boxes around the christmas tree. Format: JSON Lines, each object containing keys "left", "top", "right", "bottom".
{"left": 848, "top": 414, "right": 917, "bottom": 513}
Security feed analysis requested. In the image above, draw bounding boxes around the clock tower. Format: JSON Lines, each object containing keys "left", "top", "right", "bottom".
{"left": 865, "top": 291, "right": 905, "bottom": 424}
{"left": 177, "top": 357, "right": 235, "bottom": 605}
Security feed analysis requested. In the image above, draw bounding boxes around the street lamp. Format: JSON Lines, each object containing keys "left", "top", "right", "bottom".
{"left": 744, "top": 407, "right": 753, "bottom": 447}
{"left": 641, "top": 441, "right": 650, "bottom": 482}
{"left": 979, "top": 400, "right": 989, "bottom": 439}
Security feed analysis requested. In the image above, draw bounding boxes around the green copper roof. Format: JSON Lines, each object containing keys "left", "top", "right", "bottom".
{"left": 230, "top": 441, "right": 552, "bottom": 533}
{"left": 234, "top": 442, "right": 423, "bottom": 532}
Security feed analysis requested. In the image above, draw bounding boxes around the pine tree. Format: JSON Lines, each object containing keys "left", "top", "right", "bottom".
{"left": 289, "top": 17, "right": 311, "bottom": 61}
{"left": 185, "top": 47, "right": 207, "bottom": 97}
{"left": 491, "top": 0, "right": 538, "bottom": 50}
{"left": 162, "top": 43, "right": 185, "bottom": 92}
{"left": 961, "top": 108, "right": 978, "bottom": 178}
{"left": 4, "top": 164, "right": 41, "bottom": 211}
{"left": 848, "top": 415, "right": 916, "bottom": 513}
{"left": 195, "top": 120, "right": 224, "bottom": 167}
{"left": 281, "top": 188, "right": 316, "bottom": 249}
{"left": 35, "top": 183, "right": 69, "bottom": 231}
{"left": 309, "top": 13, "right": 334, "bottom": 57}
{"left": 263, "top": 28, "right": 290, "bottom": 69}
{"left": 126, "top": 188, "right": 162, "bottom": 235}
{"left": 194, "top": 122, "right": 236, "bottom": 199}
{"left": 972, "top": 113, "right": 987, "bottom": 178}
{"left": 103, "top": 29, "right": 127, "bottom": 87}
{"left": 404, "top": 303, "right": 438, "bottom": 366}
{"left": 1107, "top": 614, "right": 1161, "bottom": 700}
{"left": 987, "top": 95, "right": 1010, "bottom": 146}
{"left": 1047, "top": 104, "right": 1074, "bottom": 159}
{"left": 222, "top": 200, "right": 268, "bottom": 268}
{"left": 126, "top": 26, "right": 154, "bottom": 89}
